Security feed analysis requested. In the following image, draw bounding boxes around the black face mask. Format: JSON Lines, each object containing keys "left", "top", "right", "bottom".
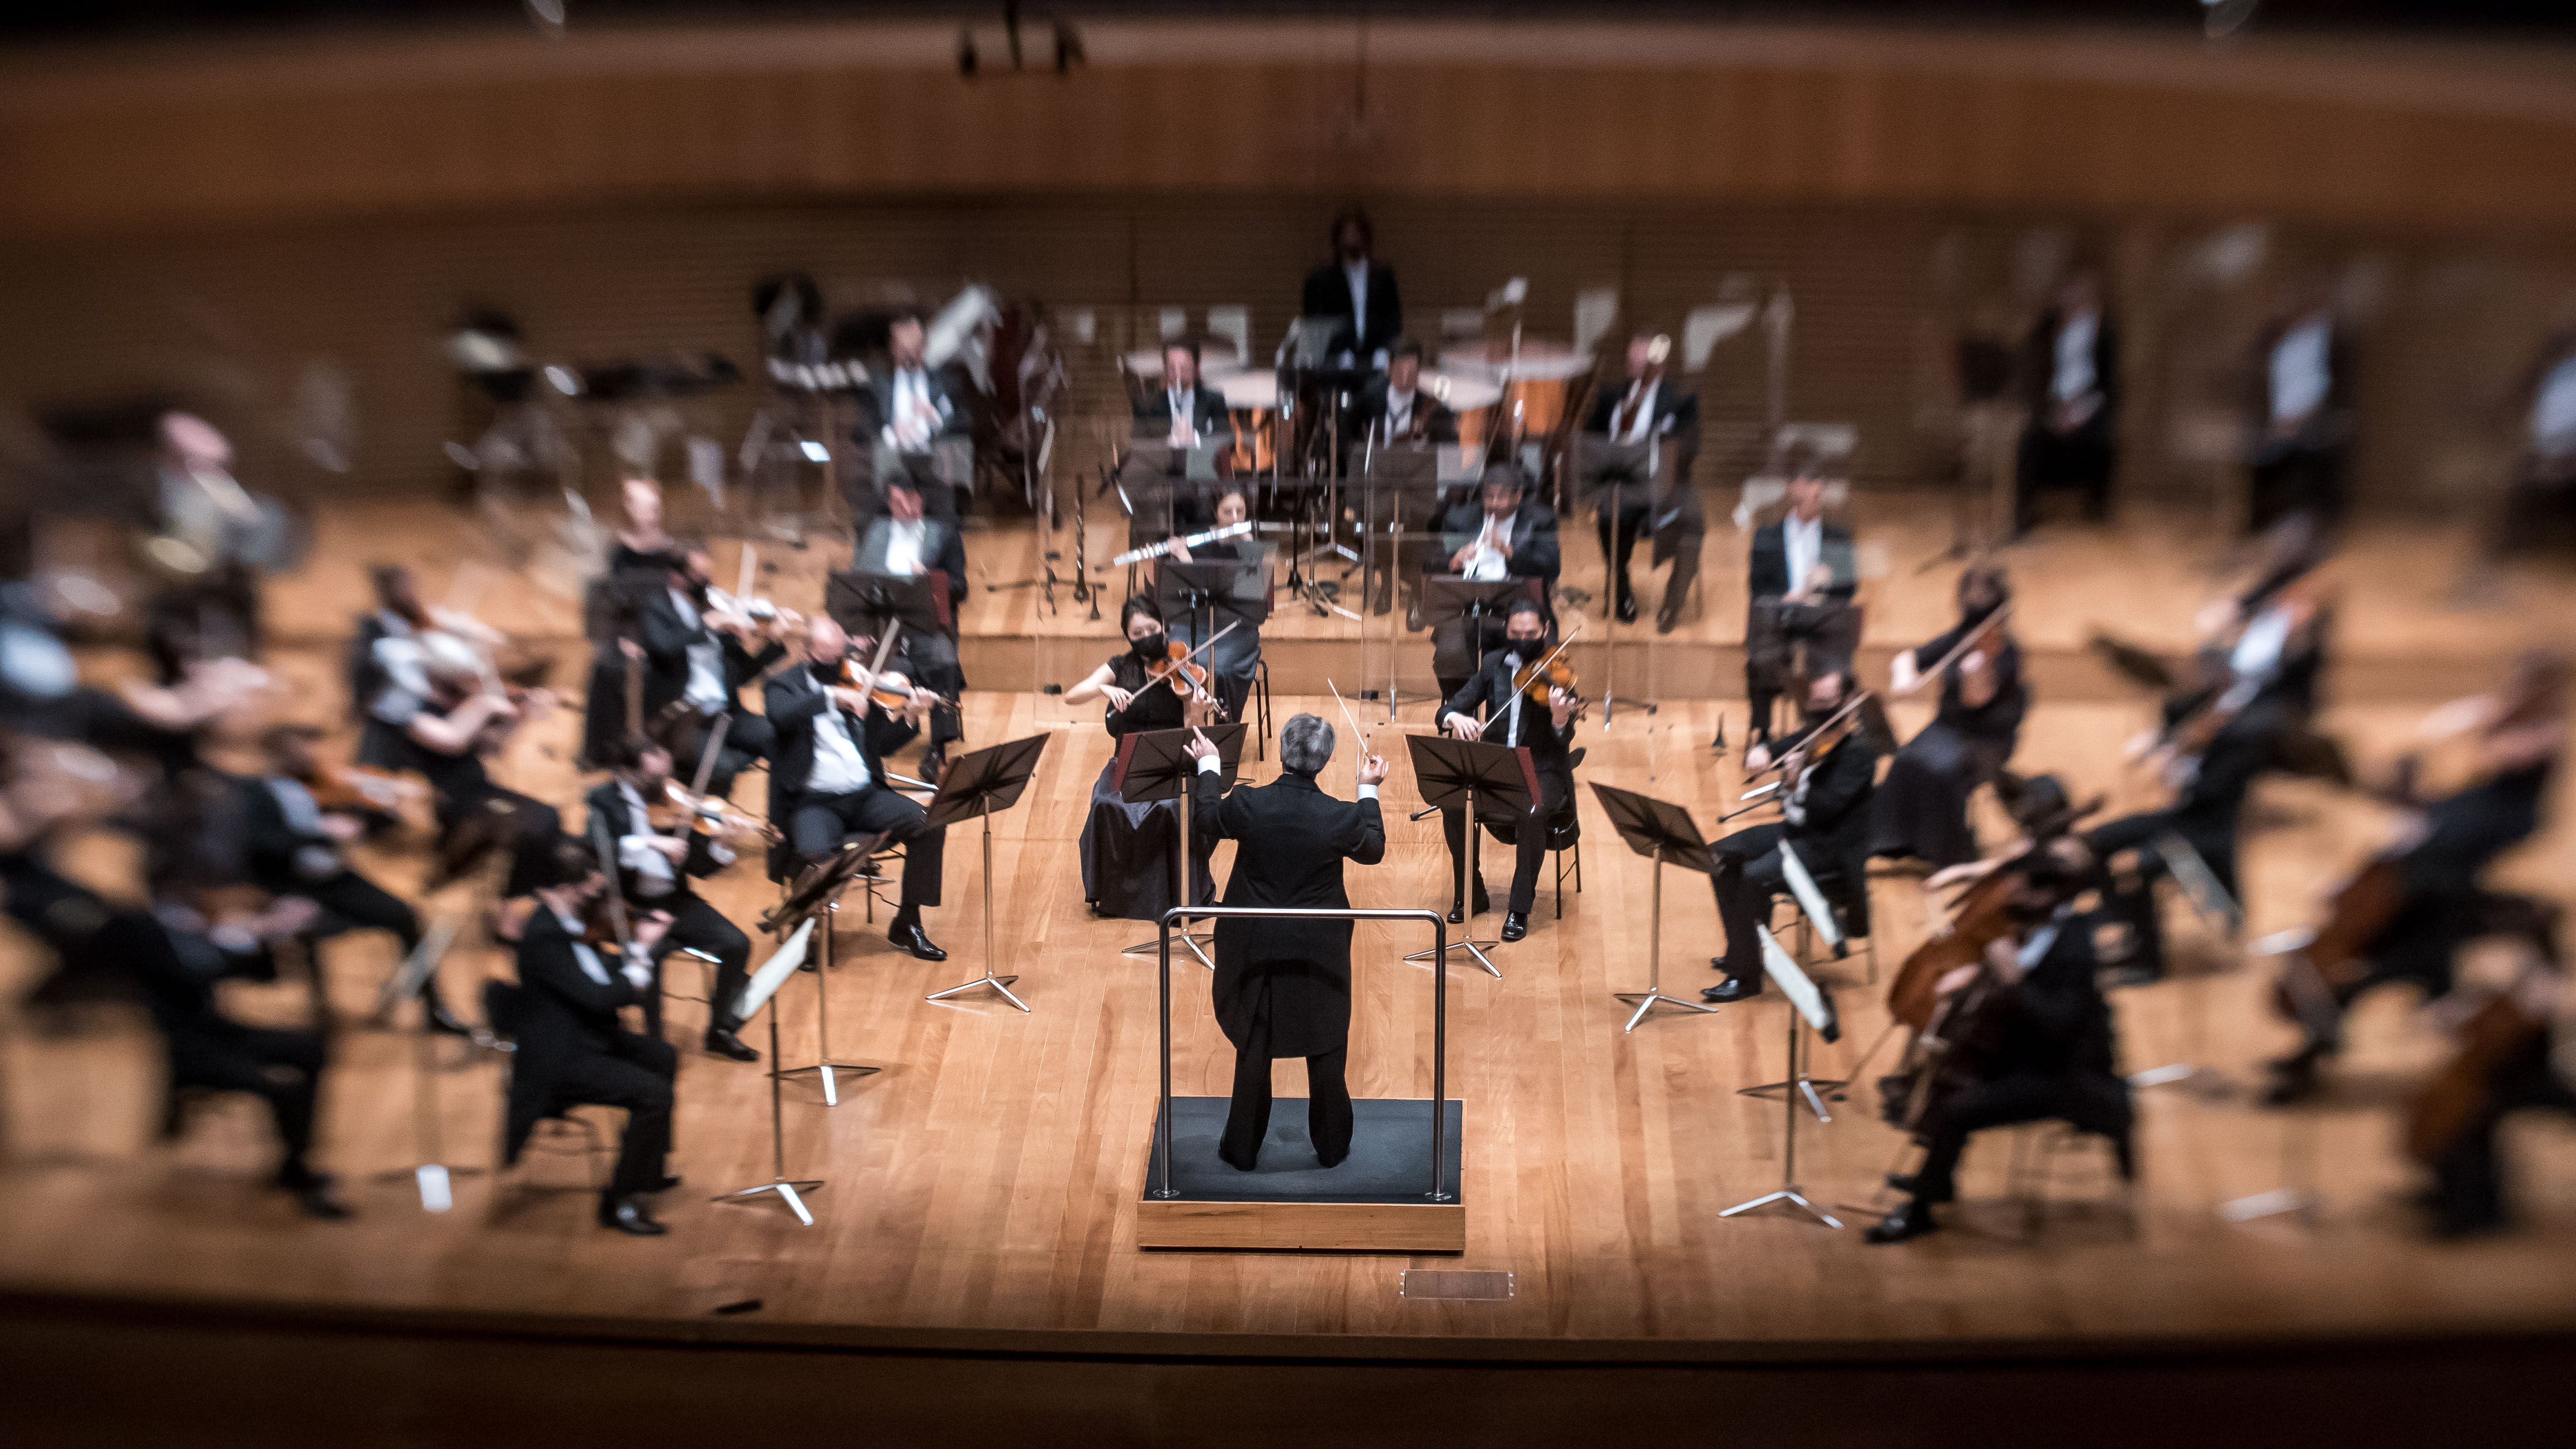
{"left": 1131, "top": 632, "right": 1167, "bottom": 661}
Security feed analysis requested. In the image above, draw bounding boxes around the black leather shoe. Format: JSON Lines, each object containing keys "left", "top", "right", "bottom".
{"left": 1700, "top": 972, "right": 1764, "bottom": 1005}
{"left": 1863, "top": 1201, "right": 1941, "bottom": 1245}
{"left": 281, "top": 1172, "right": 352, "bottom": 1221}
{"left": 599, "top": 1196, "right": 669, "bottom": 1236}
{"left": 1616, "top": 593, "right": 1639, "bottom": 624}
{"left": 648, "top": 1173, "right": 683, "bottom": 1193}
{"left": 425, "top": 1000, "right": 475, "bottom": 1038}
{"left": 1448, "top": 898, "right": 1467, "bottom": 925}
{"left": 703, "top": 1027, "right": 760, "bottom": 1063}
{"left": 1654, "top": 609, "right": 1681, "bottom": 636}
{"left": 1500, "top": 912, "right": 1529, "bottom": 943}
{"left": 1885, "top": 1172, "right": 1922, "bottom": 1195}
{"left": 889, "top": 921, "right": 948, "bottom": 962}
{"left": 921, "top": 746, "right": 948, "bottom": 787}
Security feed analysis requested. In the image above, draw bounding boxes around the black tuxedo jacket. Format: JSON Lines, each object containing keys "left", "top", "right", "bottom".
{"left": 1351, "top": 376, "right": 1459, "bottom": 446}
{"left": 761, "top": 666, "right": 920, "bottom": 807}
{"left": 633, "top": 588, "right": 782, "bottom": 720}
{"left": 1300, "top": 261, "right": 1404, "bottom": 357}
{"left": 1133, "top": 383, "right": 1234, "bottom": 444}
{"left": 236, "top": 775, "right": 340, "bottom": 894}
{"left": 584, "top": 779, "right": 731, "bottom": 904}
{"left": 1748, "top": 518, "right": 1857, "bottom": 602}
{"left": 2021, "top": 308, "right": 2122, "bottom": 429}
{"left": 1768, "top": 714, "right": 1884, "bottom": 889}
{"left": 866, "top": 366, "right": 969, "bottom": 444}
{"left": 1436, "top": 499, "right": 1561, "bottom": 591}
{"left": 1584, "top": 376, "right": 1701, "bottom": 441}
{"left": 1441, "top": 647, "right": 1578, "bottom": 775}
{"left": 1189, "top": 769, "right": 1386, "bottom": 1059}
{"left": 852, "top": 516, "right": 970, "bottom": 617}
{"left": 505, "top": 906, "right": 651, "bottom": 1158}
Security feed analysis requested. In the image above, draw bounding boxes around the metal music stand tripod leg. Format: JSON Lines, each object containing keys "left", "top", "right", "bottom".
{"left": 928, "top": 804, "right": 1031, "bottom": 1011}
{"left": 771, "top": 897, "right": 882, "bottom": 1106}
{"left": 1720, "top": 1009, "right": 1845, "bottom": 1229}
{"left": 1736, "top": 995, "right": 1846, "bottom": 1120}
{"left": 1404, "top": 804, "right": 1502, "bottom": 976}
{"left": 716, "top": 997, "right": 827, "bottom": 1225}
{"left": 1614, "top": 858, "right": 1718, "bottom": 1033}
{"left": 1121, "top": 789, "right": 1215, "bottom": 969}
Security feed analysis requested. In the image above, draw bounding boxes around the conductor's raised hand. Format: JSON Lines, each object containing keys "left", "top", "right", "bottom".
{"left": 1357, "top": 751, "right": 1389, "bottom": 787}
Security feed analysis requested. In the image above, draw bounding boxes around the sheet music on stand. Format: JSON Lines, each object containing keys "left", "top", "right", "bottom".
{"left": 1112, "top": 723, "right": 1247, "bottom": 967}
{"left": 828, "top": 569, "right": 949, "bottom": 638}
{"left": 1588, "top": 783, "right": 1723, "bottom": 1033}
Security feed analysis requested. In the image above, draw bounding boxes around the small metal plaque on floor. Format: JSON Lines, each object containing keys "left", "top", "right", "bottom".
{"left": 1400, "top": 1270, "right": 1512, "bottom": 1301}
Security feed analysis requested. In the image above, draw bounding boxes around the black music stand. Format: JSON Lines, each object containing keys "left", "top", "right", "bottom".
{"left": 1401, "top": 734, "right": 1536, "bottom": 977}
{"left": 1588, "top": 783, "right": 1725, "bottom": 1034}
{"left": 1421, "top": 575, "right": 1536, "bottom": 694}
{"left": 767, "top": 840, "right": 883, "bottom": 1106}
{"left": 1157, "top": 559, "right": 1265, "bottom": 721}
{"left": 922, "top": 733, "right": 1053, "bottom": 1012}
{"left": 828, "top": 569, "right": 949, "bottom": 640}
{"left": 1112, "top": 722, "right": 1248, "bottom": 969}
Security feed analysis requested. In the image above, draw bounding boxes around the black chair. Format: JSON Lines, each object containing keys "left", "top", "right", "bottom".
{"left": 1479, "top": 749, "right": 1585, "bottom": 920}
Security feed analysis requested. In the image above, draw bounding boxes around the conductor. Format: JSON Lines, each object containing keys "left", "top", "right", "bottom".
{"left": 1185, "top": 714, "right": 1389, "bottom": 1172}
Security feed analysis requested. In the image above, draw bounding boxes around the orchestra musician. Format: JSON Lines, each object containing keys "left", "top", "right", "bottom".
{"left": 627, "top": 546, "right": 787, "bottom": 799}
{"left": 240, "top": 723, "right": 460, "bottom": 1035}
{"left": 1438, "top": 598, "right": 1580, "bottom": 943}
{"left": 1742, "top": 455, "right": 1859, "bottom": 751}
{"left": 404, "top": 638, "right": 562, "bottom": 901}
{"left": 349, "top": 564, "right": 430, "bottom": 771}
{"left": 585, "top": 738, "right": 761, "bottom": 1063}
{"left": 502, "top": 836, "right": 680, "bottom": 1237}
{"left": 1432, "top": 466, "right": 1560, "bottom": 703}
{"left": 2085, "top": 689, "right": 2280, "bottom": 984}
{"left": 2483, "top": 323, "right": 2576, "bottom": 562}
{"left": 763, "top": 614, "right": 948, "bottom": 962}
{"left": 1863, "top": 838, "right": 2133, "bottom": 1244}
{"left": 582, "top": 478, "right": 685, "bottom": 769}
{"left": 2411, "top": 932, "right": 2570, "bottom": 1238}
{"left": 2014, "top": 268, "right": 2120, "bottom": 534}
{"left": 1348, "top": 339, "right": 1456, "bottom": 620}
{"left": 1183, "top": 714, "right": 1388, "bottom": 1170}
{"left": 1159, "top": 485, "right": 1263, "bottom": 722}
{"left": 2248, "top": 279, "right": 2357, "bottom": 533}
{"left": 2265, "top": 650, "right": 2566, "bottom": 1105}
{"left": 1702, "top": 669, "right": 1884, "bottom": 1005}
{"left": 1068, "top": 597, "right": 1220, "bottom": 921}
{"left": 144, "top": 411, "right": 271, "bottom": 681}
{"left": 850, "top": 475, "right": 970, "bottom": 783}
{"left": 1133, "top": 339, "right": 1235, "bottom": 458}
{"left": 1869, "top": 567, "right": 2026, "bottom": 870}
{"left": 1299, "top": 206, "right": 1404, "bottom": 366}
{"left": 867, "top": 310, "right": 971, "bottom": 517}
{"left": 1581, "top": 334, "right": 1703, "bottom": 631}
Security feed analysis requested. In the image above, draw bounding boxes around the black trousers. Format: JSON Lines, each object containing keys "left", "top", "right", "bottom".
{"left": 1910, "top": 1069, "right": 2133, "bottom": 1204}
{"left": 665, "top": 705, "right": 778, "bottom": 800}
{"left": 789, "top": 785, "right": 945, "bottom": 913}
{"left": 1596, "top": 495, "right": 1699, "bottom": 623}
{"left": 167, "top": 1021, "right": 330, "bottom": 1186}
{"left": 1868, "top": 722, "right": 2009, "bottom": 869}
{"left": 1708, "top": 823, "right": 1791, "bottom": 978}
{"left": 1442, "top": 765, "right": 1570, "bottom": 916}
{"left": 635, "top": 892, "right": 752, "bottom": 1036}
{"left": 2248, "top": 441, "right": 2347, "bottom": 533}
{"left": 902, "top": 634, "right": 969, "bottom": 752}
{"left": 549, "top": 1031, "right": 679, "bottom": 1199}
{"left": 1221, "top": 1025, "right": 1353, "bottom": 1171}
{"left": 299, "top": 868, "right": 435, "bottom": 1006}
{"left": 2089, "top": 810, "right": 2237, "bottom": 979}
{"left": 2015, "top": 420, "right": 2115, "bottom": 531}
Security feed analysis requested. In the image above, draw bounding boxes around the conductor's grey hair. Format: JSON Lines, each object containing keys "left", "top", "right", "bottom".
{"left": 1278, "top": 713, "right": 1336, "bottom": 775}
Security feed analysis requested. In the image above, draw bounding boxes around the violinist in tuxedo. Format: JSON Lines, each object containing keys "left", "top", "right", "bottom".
{"left": 502, "top": 837, "right": 680, "bottom": 1237}
{"left": 1744, "top": 461, "right": 1859, "bottom": 749}
{"left": 867, "top": 311, "right": 970, "bottom": 515}
{"left": 764, "top": 614, "right": 947, "bottom": 962}
{"left": 585, "top": 738, "right": 760, "bottom": 1063}
{"left": 1864, "top": 840, "right": 2133, "bottom": 1244}
{"left": 1439, "top": 599, "right": 1580, "bottom": 944}
{"left": 627, "top": 547, "right": 787, "bottom": 800}
{"left": 1703, "top": 669, "right": 1883, "bottom": 1005}
{"left": 849, "top": 475, "right": 969, "bottom": 780}
{"left": 1184, "top": 713, "right": 1388, "bottom": 1171}
{"left": 1299, "top": 206, "right": 1404, "bottom": 365}
{"left": 1582, "top": 334, "right": 1704, "bottom": 631}
{"left": 1431, "top": 467, "right": 1560, "bottom": 701}
{"left": 2014, "top": 269, "right": 2120, "bottom": 534}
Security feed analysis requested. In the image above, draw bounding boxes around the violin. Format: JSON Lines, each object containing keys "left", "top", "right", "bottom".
{"left": 306, "top": 763, "right": 422, "bottom": 815}
{"left": 646, "top": 778, "right": 779, "bottom": 844}
{"left": 840, "top": 657, "right": 950, "bottom": 714}
{"left": 1143, "top": 623, "right": 1237, "bottom": 719}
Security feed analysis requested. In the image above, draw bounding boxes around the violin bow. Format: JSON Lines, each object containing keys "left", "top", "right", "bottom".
{"left": 586, "top": 813, "right": 640, "bottom": 959}
{"left": 1743, "top": 686, "right": 1878, "bottom": 780}
{"left": 1327, "top": 678, "right": 1371, "bottom": 759}
{"left": 841, "top": 622, "right": 903, "bottom": 705}
{"left": 1910, "top": 603, "right": 2014, "bottom": 693}
{"left": 688, "top": 713, "right": 732, "bottom": 798}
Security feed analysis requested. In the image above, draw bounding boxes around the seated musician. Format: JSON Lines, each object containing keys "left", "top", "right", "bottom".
{"left": 1582, "top": 334, "right": 1703, "bottom": 632}
{"left": 868, "top": 310, "right": 972, "bottom": 517}
{"left": 2267, "top": 650, "right": 2566, "bottom": 1105}
{"left": 1864, "top": 839, "right": 2133, "bottom": 1244}
{"left": 2084, "top": 692, "right": 2281, "bottom": 985}
{"left": 349, "top": 564, "right": 432, "bottom": 771}
{"left": 504, "top": 836, "right": 680, "bottom": 1237}
{"left": 1160, "top": 485, "right": 1263, "bottom": 722}
{"left": 1743, "top": 457, "right": 1858, "bottom": 750}
{"left": 764, "top": 614, "right": 948, "bottom": 962}
{"left": 585, "top": 738, "right": 761, "bottom": 1064}
{"left": 240, "top": 723, "right": 460, "bottom": 1036}
{"left": 1431, "top": 466, "right": 1560, "bottom": 703}
{"left": 1349, "top": 340, "right": 1457, "bottom": 619}
{"left": 850, "top": 475, "right": 970, "bottom": 783}
{"left": 1703, "top": 669, "right": 1884, "bottom": 1005}
{"left": 1438, "top": 598, "right": 1580, "bottom": 944}
{"left": 628, "top": 546, "right": 788, "bottom": 799}
{"left": 1868, "top": 568, "right": 2026, "bottom": 870}
{"left": 1133, "top": 340, "right": 1235, "bottom": 460}
{"left": 2414, "top": 934, "right": 2572, "bottom": 1238}
{"left": 1068, "top": 597, "right": 1220, "bottom": 921}
{"left": 582, "top": 478, "right": 685, "bottom": 769}
{"left": 402, "top": 638, "right": 562, "bottom": 902}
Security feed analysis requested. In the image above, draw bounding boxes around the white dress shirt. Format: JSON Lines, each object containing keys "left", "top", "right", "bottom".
{"left": 556, "top": 905, "right": 652, "bottom": 991}
{"left": 2270, "top": 318, "right": 2331, "bottom": 426}
{"left": 1497, "top": 652, "right": 1528, "bottom": 747}
{"left": 267, "top": 778, "right": 342, "bottom": 881}
{"left": 887, "top": 368, "right": 939, "bottom": 449}
{"left": 1462, "top": 513, "right": 1510, "bottom": 581}
{"left": 615, "top": 780, "right": 681, "bottom": 899}
{"left": 1614, "top": 380, "right": 1661, "bottom": 444}
{"left": 2534, "top": 353, "right": 2576, "bottom": 457}
{"left": 882, "top": 518, "right": 928, "bottom": 579}
{"left": 1383, "top": 387, "right": 1415, "bottom": 444}
{"left": 1782, "top": 514, "right": 1824, "bottom": 597}
{"left": 806, "top": 696, "right": 874, "bottom": 796}
{"left": 666, "top": 589, "right": 728, "bottom": 713}
{"left": 1344, "top": 261, "right": 1369, "bottom": 340}
{"left": 2053, "top": 311, "right": 2099, "bottom": 403}
{"left": 368, "top": 613, "right": 429, "bottom": 725}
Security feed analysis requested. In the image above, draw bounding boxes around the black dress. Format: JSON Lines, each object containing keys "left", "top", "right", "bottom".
{"left": 1078, "top": 652, "right": 1216, "bottom": 920}
{"left": 1869, "top": 618, "right": 2026, "bottom": 868}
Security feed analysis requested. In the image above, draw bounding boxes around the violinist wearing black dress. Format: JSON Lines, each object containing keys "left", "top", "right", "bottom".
{"left": 1869, "top": 568, "right": 2026, "bottom": 870}
{"left": 1703, "top": 669, "right": 1883, "bottom": 1005}
{"left": 1437, "top": 598, "right": 1579, "bottom": 944}
{"left": 1865, "top": 841, "right": 2133, "bottom": 1244}
{"left": 1157, "top": 484, "right": 1264, "bottom": 723}
{"left": 1068, "top": 598, "right": 1219, "bottom": 921}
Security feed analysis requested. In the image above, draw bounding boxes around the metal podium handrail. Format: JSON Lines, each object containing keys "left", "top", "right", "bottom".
{"left": 1152, "top": 906, "right": 1452, "bottom": 1205}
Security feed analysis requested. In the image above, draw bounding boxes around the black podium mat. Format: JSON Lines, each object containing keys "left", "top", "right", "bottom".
{"left": 1142, "top": 1097, "right": 1463, "bottom": 1205}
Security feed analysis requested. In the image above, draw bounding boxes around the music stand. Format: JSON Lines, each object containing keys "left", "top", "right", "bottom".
{"left": 923, "top": 733, "right": 1054, "bottom": 1011}
{"left": 714, "top": 919, "right": 827, "bottom": 1225}
{"left": 1158, "top": 560, "right": 1264, "bottom": 718}
{"left": 767, "top": 841, "right": 883, "bottom": 1106}
{"left": 828, "top": 569, "right": 949, "bottom": 640}
{"left": 1574, "top": 434, "right": 1675, "bottom": 724}
{"left": 1422, "top": 574, "right": 1536, "bottom": 689}
{"left": 1401, "top": 734, "right": 1536, "bottom": 977}
{"left": 1588, "top": 784, "right": 1722, "bottom": 1034}
{"left": 1111, "top": 722, "right": 1248, "bottom": 969}
{"left": 1721, "top": 925, "right": 1846, "bottom": 1229}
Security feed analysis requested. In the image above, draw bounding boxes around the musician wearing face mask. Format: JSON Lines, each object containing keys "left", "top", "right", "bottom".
{"left": 1869, "top": 568, "right": 2026, "bottom": 870}
{"left": 1068, "top": 598, "right": 1219, "bottom": 921}
{"left": 585, "top": 739, "right": 760, "bottom": 1063}
{"left": 1703, "top": 670, "right": 1885, "bottom": 1005}
{"left": 627, "top": 547, "right": 785, "bottom": 801}
{"left": 1864, "top": 840, "right": 2133, "bottom": 1244}
{"left": 1432, "top": 467, "right": 1560, "bottom": 702}
{"left": 1158, "top": 486, "right": 1263, "bottom": 723}
{"left": 1439, "top": 599, "right": 1580, "bottom": 944}
{"left": 1582, "top": 334, "right": 1703, "bottom": 631}
{"left": 850, "top": 477, "right": 970, "bottom": 782}
{"left": 502, "top": 837, "right": 680, "bottom": 1237}
{"left": 763, "top": 614, "right": 947, "bottom": 962}
{"left": 1742, "top": 453, "right": 1859, "bottom": 751}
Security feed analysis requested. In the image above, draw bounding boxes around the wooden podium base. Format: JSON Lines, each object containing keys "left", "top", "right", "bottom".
{"left": 1137, "top": 1097, "right": 1464, "bottom": 1253}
